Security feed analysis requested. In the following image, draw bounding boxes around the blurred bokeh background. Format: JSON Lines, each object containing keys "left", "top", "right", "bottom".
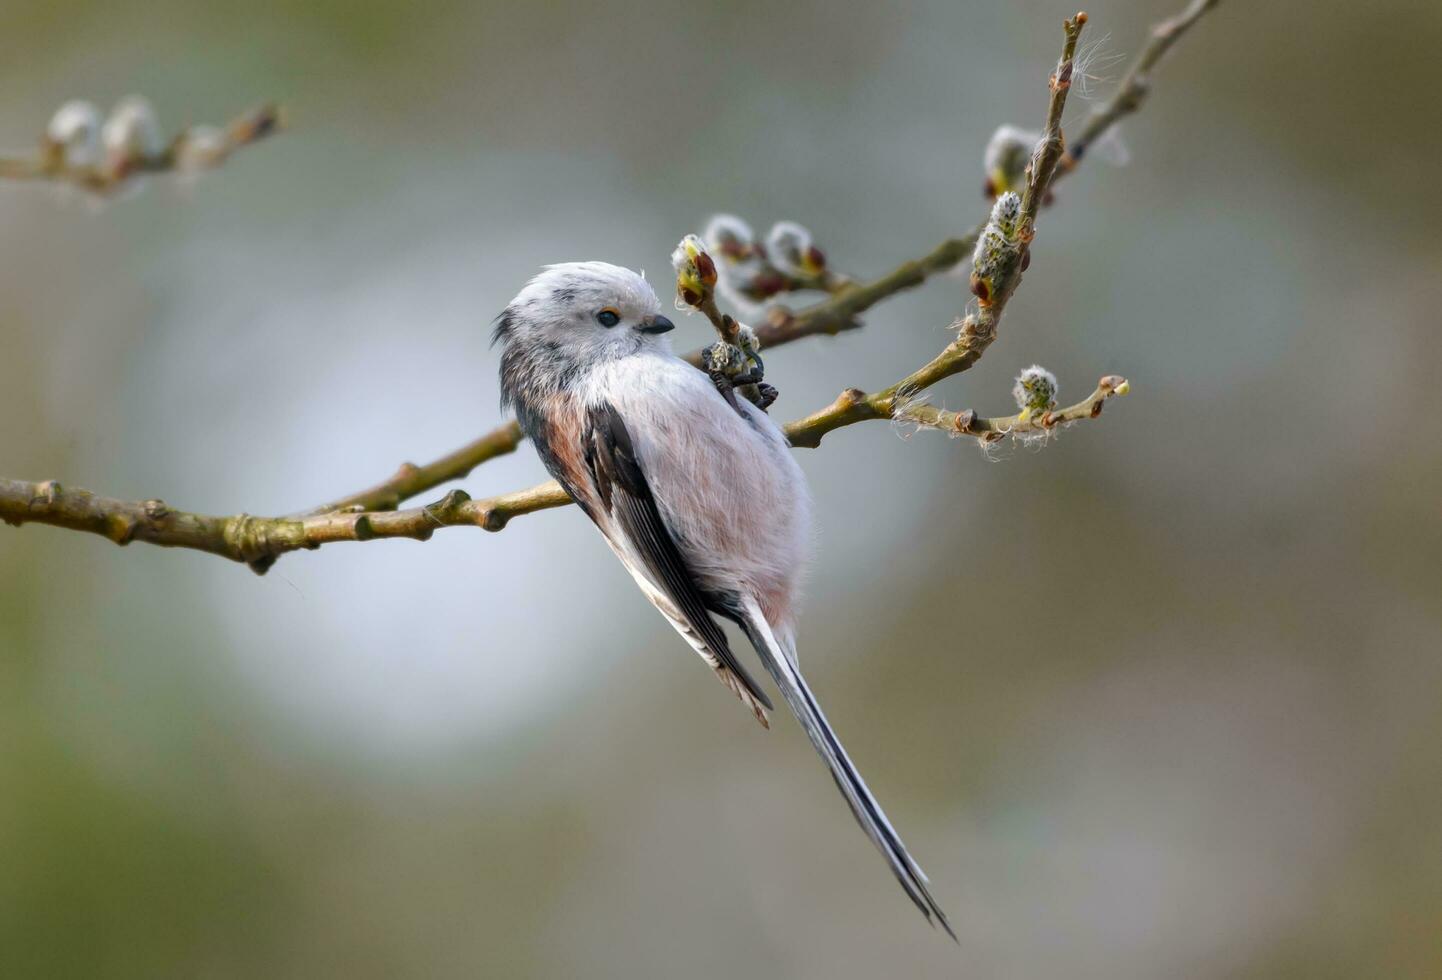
{"left": 3, "top": 0, "right": 1440, "bottom": 976}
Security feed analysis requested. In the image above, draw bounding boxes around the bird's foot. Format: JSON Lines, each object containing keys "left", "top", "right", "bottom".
{"left": 702, "top": 340, "right": 778, "bottom": 415}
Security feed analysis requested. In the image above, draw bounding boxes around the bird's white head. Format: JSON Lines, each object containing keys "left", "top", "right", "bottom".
{"left": 493, "top": 261, "right": 675, "bottom": 362}
{"left": 494, "top": 262, "right": 678, "bottom": 414}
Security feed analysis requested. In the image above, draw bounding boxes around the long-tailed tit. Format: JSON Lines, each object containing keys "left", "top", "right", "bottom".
{"left": 494, "top": 262, "right": 952, "bottom": 937}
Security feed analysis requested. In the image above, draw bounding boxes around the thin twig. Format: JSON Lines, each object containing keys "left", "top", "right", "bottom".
{"left": 0, "top": 103, "right": 283, "bottom": 194}
{"left": 298, "top": 420, "right": 525, "bottom": 516}
{"left": 788, "top": 11, "right": 1087, "bottom": 449}
{"left": 1064, "top": 0, "right": 1220, "bottom": 166}
{"left": 899, "top": 374, "right": 1130, "bottom": 442}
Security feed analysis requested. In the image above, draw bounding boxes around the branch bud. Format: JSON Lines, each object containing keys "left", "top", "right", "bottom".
{"left": 704, "top": 214, "right": 757, "bottom": 261}
{"left": 671, "top": 234, "right": 718, "bottom": 309}
{"left": 226, "top": 103, "right": 283, "bottom": 145}
{"left": 43, "top": 100, "right": 102, "bottom": 169}
{"left": 983, "top": 124, "right": 1039, "bottom": 198}
{"left": 765, "top": 220, "right": 827, "bottom": 279}
{"left": 1012, "top": 364, "right": 1059, "bottom": 420}
{"left": 970, "top": 192, "right": 1025, "bottom": 305}
{"left": 101, "top": 96, "right": 164, "bottom": 178}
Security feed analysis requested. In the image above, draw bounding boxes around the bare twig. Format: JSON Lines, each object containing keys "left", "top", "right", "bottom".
{"left": 747, "top": 235, "right": 978, "bottom": 351}
{"left": 1064, "top": 0, "right": 1220, "bottom": 166}
{"left": 298, "top": 420, "right": 525, "bottom": 517}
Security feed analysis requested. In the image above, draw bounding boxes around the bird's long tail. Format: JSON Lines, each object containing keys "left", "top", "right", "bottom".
{"left": 736, "top": 596, "right": 956, "bottom": 940}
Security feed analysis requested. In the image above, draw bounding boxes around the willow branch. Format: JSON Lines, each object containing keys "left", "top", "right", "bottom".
{"left": 0, "top": 13, "right": 1092, "bottom": 570}
{"left": 697, "top": 295, "right": 741, "bottom": 347}
{"left": 0, "top": 103, "right": 282, "bottom": 193}
{"left": 1065, "top": 0, "right": 1220, "bottom": 166}
{"left": 0, "top": 378, "right": 1127, "bottom": 570}
{"left": 2, "top": 2, "right": 1220, "bottom": 570}
{"left": 0, "top": 478, "right": 572, "bottom": 568}
{"left": 3, "top": 1, "right": 1218, "bottom": 532}
{"left": 307, "top": 0, "right": 1220, "bottom": 518}
{"left": 749, "top": 235, "right": 978, "bottom": 350}
{"left": 787, "top": 11, "right": 1087, "bottom": 450}
{"left": 298, "top": 420, "right": 526, "bottom": 516}
{"left": 898, "top": 374, "right": 1130, "bottom": 442}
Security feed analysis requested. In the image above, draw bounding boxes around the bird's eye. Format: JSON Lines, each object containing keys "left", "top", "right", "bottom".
{"left": 596, "top": 308, "right": 621, "bottom": 328}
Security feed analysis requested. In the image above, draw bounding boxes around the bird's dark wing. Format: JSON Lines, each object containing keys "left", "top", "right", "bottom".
{"left": 582, "top": 401, "right": 773, "bottom": 717}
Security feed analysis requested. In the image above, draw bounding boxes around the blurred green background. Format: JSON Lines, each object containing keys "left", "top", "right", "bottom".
{"left": 3, "top": 1, "right": 1440, "bottom": 976}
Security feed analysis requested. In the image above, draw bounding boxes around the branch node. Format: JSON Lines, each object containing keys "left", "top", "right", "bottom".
{"left": 353, "top": 514, "right": 376, "bottom": 541}
{"left": 423, "top": 488, "right": 473, "bottom": 527}
{"left": 437, "top": 488, "right": 472, "bottom": 510}
{"left": 108, "top": 514, "right": 140, "bottom": 545}
{"left": 225, "top": 513, "right": 275, "bottom": 563}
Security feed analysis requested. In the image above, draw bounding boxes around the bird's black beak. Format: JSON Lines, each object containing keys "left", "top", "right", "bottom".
{"left": 639, "top": 314, "right": 675, "bottom": 335}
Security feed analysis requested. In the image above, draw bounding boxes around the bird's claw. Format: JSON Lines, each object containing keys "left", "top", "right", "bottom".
{"left": 703, "top": 338, "right": 778, "bottom": 415}
{"left": 750, "top": 382, "right": 778, "bottom": 411}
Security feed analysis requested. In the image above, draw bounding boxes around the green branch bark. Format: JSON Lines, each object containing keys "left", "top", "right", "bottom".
{"left": 0, "top": 478, "right": 572, "bottom": 567}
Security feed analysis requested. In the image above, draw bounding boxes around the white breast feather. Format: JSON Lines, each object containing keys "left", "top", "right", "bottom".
{"left": 579, "top": 352, "right": 812, "bottom": 633}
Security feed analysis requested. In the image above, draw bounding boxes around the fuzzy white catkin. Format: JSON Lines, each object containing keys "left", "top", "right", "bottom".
{"left": 984, "top": 125, "right": 1038, "bottom": 173}
{"left": 1012, "top": 364, "right": 1059, "bottom": 413}
{"left": 990, "top": 192, "right": 1022, "bottom": 240}
{"left": 971, "top": 191, "right": 1024, "bottom": 285}
{"left": 102, "top": 96, "right": 164, "bottom": 166}
{"left": 669, "top": 234, "right": 704, "bottom": 273}
{"left": 765, "top": 220, "right": 817, "bottom": 277}
{"left": 983, "top": 124, "right": 1039, "bottom": 196}
{"left": 46, "top": 100, "right": 102, "bottom": 167}
{"left": 704, "top": 214, "right": 755, "bottom": 256}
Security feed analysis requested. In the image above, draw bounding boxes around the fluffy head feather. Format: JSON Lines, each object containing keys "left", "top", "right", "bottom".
{"left": 494, "top": 261, "right": 674, "bottom": 412}
{"left": 494, "top": 262, "right": 663, "bottom": 344}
